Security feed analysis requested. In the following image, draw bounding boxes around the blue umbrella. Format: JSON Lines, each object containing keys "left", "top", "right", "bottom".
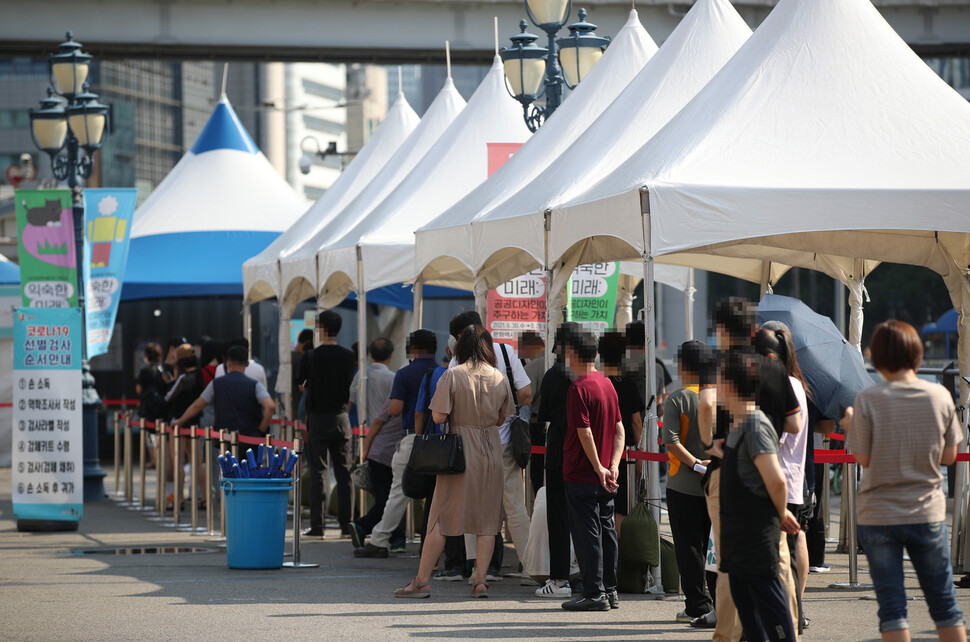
{"left": 756, "top": 294, "right": 872, "bottom": 418}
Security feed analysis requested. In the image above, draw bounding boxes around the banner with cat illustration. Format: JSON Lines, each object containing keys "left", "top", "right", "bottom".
{"left": 82, "top": 189, "right": 136, "bottom": 358}
{"left": 15, "top": 190, "right": 77, "bottom": 309}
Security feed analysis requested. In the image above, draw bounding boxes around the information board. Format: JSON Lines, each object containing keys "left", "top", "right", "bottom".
{"left": 12, "top": 307, "right": 83, "bottom": 523}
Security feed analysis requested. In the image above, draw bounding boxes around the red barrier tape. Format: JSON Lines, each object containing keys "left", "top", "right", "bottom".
{"left": 0, "top": 403, "right": 11, "bottom": 408}
{"left": 828, "top": 433, "right": 846, "bottom": 441}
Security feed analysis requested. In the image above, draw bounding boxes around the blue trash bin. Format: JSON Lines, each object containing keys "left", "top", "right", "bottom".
{"left": 222, "top": 477, "right": 291, "bottom": 569}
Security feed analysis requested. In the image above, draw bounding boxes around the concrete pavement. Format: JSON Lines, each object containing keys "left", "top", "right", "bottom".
{"left": 0, "top": 466, "right": 967, "bottom": 641}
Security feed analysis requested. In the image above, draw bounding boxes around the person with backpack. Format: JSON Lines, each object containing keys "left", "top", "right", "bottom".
{"left": 135, "top": 342, "right": 166, "bottom": 469}
{"left": 166, "top": 344, "right": 207, "bottom": 509}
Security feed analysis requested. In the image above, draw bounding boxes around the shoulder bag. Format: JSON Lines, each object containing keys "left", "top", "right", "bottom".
{"left": 500, "top": 344, "right": 531, "bottom": 469}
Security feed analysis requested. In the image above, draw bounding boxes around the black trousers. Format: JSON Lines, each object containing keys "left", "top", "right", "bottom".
{"left": 807, "top": 465, "right": 827, "bottom": 567}
{"left": 565, "top": 481, "right": 618, "bottom": 598}
{"left": 666, "top": 488, "right": 715, "bottom": 617}
{"left": 355, "top": 459, "right": 404, "bottom": 543}
{"left": 307, "top": 412, "right": 352, "bottom": 531}
{"left": 729, "top": 574, "right": 797, "bottom": 642}
{"left": 546, "top": 467, "right": 571, "bottom": 581}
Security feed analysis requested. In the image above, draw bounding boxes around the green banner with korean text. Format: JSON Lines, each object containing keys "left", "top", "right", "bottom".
{"left": 567, "top": 262, "right": 619, "bottom": 334}
{"left": 15, "top": 189, "right": 77, "bottom": 308}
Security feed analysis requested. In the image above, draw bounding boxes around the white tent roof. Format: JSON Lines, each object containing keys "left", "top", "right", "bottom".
{"left": 470, "top": 0, "right": 757, "bottom": 291}
{"left": 241, "top": 92, "right": 419, "bottom": 304}
{"left": 553, "top": 0, "right": 969, "bottom": 288}
{"left": 277, "top": 79, "right": 466, "bottom": 307}
{"left": 125, "top": 96, "right": 305, "bottom": 299}
{"left": 318, "top": 56, "right": 531, "bottom": 309}
{"left": 414, "top": 10, "right": 658, "bottom": 289}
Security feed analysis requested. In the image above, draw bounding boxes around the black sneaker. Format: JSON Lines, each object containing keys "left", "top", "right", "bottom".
{"left": 301, "top": 527, "right": 324, "bottom": 538}
{"left": 605, "top": 590, "right": 619, "bottom": 609}
{"left": 561, "top": 594, "right": 610, "bottom": 612}
{"left": 353, "top": 543, "right": 389, "bottom": 558}
{"left": 348, "top": 522, "right": 364, "bottom": 549}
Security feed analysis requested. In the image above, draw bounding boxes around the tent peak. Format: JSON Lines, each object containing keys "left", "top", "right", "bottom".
{"left": 624, "top": 8, "right": 639, "bottom": 25}
{"left": 190, "top": 100, "right": 259, "bottom": 155}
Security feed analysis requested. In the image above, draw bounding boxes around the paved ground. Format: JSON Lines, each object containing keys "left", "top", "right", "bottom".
{"left": 1, "top": 466, "right": 968, "bottom": 641}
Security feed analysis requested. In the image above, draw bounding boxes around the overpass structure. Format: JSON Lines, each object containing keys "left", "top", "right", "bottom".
{"left": 0, "top": 0, "right": 969, "bottom": 64}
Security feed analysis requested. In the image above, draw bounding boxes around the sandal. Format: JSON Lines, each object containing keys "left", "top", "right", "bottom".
{"left": 394, "top": 578, "right": 431, "bottom": 599}
{"left": 470, "top": 581, "right": 489, "bottom": 599}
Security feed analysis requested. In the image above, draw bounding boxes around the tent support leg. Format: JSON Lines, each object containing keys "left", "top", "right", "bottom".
{"left": 685, "top": 268, "right": 695, "bottom": 341}
{"left": 413, "top": 281, "right": 424, "bottom": 331}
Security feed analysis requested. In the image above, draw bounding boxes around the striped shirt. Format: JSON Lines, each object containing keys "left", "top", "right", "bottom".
{"left": 847, "top": 378, "right": 961, "bottom": 525}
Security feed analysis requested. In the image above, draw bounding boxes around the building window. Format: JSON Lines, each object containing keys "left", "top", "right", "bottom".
{"left": 0, "top": 110, "right": 30, "bottom": 130}
{"left": 302, "top": 79, "right": 344, "bottom": 102}
{"left": 924, "top": 56, "right": 970, "bottom": 96}
{"left": 303, "top": 115, "right": 345, "bottom": 136}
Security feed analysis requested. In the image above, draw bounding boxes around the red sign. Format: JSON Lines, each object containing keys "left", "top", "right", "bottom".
{"left": 486, "top": 270, "right": 546, "bottom": 346}
{"left": 486, "top": 143, "right": 524, "bottom": 177}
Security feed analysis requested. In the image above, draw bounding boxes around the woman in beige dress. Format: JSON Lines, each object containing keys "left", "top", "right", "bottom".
{"left": 394, "top": 324, "right": 514, "bottom": 599}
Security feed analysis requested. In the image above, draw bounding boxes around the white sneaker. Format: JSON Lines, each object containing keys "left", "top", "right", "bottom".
{"left": 535, "top": 579, "right": 572, "bottom": 598}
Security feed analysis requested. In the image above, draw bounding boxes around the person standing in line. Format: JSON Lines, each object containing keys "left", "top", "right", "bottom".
{"left": 173, "top": 345, "right": 275, "bottom": 442}
{"left": 596, "top": 332, "right": 643, "bottom": 536}
{"left": 303, "top": 311, "right": 356, "bottom": 538}
{"left": 845, "top": 321, "right": 965, "bottom": 642}
{"left": 355, "top": 330, "right": 439, "bottom": 558}
{"left": 447, "top": 311, "right": 532, "bottom": 578}
{"left": 756, "top": 323, "right": 812, "bottom": 632}
{"left": 717, "top": 350, "right": 800, "bottom": 642}
{"left": 347, "top": 337, "right": 397, "bottom": 548}
{"left": 560, "top": 325, "right": 624, "bottom": 612}
{"left": 165, "top": 344, "right": 207, "bottom": 508}
{"left": 704, "top": 297, "right": 802, "bottom": 640}
{"left": 393, "top": 325, "right": 514, "bottom": 599}
{"left": 291, "top": 329, "right": 314, "bottom": 418}
{"left": 663, "top": 341, "right": 716, "bottom": 626}
{"left": 534, "top": 323, "right": 576, "bottom": 599}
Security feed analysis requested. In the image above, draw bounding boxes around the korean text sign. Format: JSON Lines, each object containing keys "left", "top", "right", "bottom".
{"left": 15, "top": 189, "right": 77, "bottom": 308}
{"left": 83, "top": 188, "right": 136, "bottom": 357}
{"left": 567, "top": 262, "right": 619, "bottom": 333}
{"left": 12, "top": 307, "right": 83, "bottom": 523}
{"left": 486, "top": 270, "right": 546, "bottom": 346}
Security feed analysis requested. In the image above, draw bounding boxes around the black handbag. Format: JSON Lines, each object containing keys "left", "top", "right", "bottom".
{"left": 407, "top": 424, "right": 465, "bottom": 475}
{"left": 402, "top": 465, "right": 435, "bottom": 499}
{"left": 499, "top": 344, "right": 531, "bottom": 469}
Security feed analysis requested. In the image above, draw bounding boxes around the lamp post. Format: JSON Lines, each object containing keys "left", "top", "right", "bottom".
{"left": 28, "top": 32, "right": 109, "bottom": 502}
{"left": 500, "top": 3, "right": 610, "bottom": 132}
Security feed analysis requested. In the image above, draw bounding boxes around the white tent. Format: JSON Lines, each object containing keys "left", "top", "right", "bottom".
{"left": 241, "top": 92, "right": 420, "bottom": 304}
{"left": 469, "top": 0, "right": 758, "bottom": 296}
{"left": 555, "top": 0, "right": 970, "bottom": 562}
{"left": 316, "top": 56, "right": 531, "bottom": 310}
{"left": 414, "top": 9, "right": 657, "bottom": 290}
{"left": 125, "top": 96, "right": 305, "bottom": 300}
{"left": 554, "top": 0, "right": 966, "bottom": 345}
{"left": 272, "top": 79, "right": 465, "bottom": 399}
{"left": 278, "top": 79, "right": 466, "bottom": 308}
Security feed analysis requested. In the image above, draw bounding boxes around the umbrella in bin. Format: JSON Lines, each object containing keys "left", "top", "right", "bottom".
{"left": 756, "top": 294, "right": 873, "bottom": 419}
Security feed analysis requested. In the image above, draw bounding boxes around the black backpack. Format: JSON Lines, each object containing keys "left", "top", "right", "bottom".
{"left": 141, "top": 365, "right": 168, "bottom": 420}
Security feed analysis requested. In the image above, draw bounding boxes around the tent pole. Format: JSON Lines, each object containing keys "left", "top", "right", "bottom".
{"left": 759, "top": 261, "right": 772, "bottom": 299}
{"left": 413, "top": 280, "right": 424, "bottom": 332}
{"left": 641, "top": 187, "right": 663, "bottom": 591}
{"left": 544, "top": 210, "right": 554, "bottom": 370}
{"left": 847, "top": 258, "right": 866, "bottom": 351}
{"left": 355, "top": 247, "right": 368, "bottom": 430}
{"left": 685, "top": 268, "right": 695, "bottom": 340}
{"left": 954, "top": 279, "right": 970, "bottom": 571}
{"left": 243, "top": 301, "right": 253, "bottom": 351}
{"left": 278, "top": 296, "right": 293, "bottom": 419}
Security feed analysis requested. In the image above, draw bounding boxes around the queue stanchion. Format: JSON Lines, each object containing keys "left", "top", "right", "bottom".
{"left": 193, "top": 427, "right": 217, "bottom": 537}
{"left": 136, "top": 419, "right": 151, "bottom": 512}
{"left": 149, "top": 422, "right": 167, "bottom": 521}
{"left": 830, "top": 460, "right": 871, "bottom": 590}
{"left": 122, "top": 412, "right": 134, "bottom": 507}
{"left": 626, "top": 448, "right": 636, "bottom": 516}
{"left": 283, "top": 437, "right": 319, "bottom": 569}
{"left": 207, "top": 429, "right": 228, "bottom": 543}
{"left": 165, "top": 426, "right": 182, "bottom": 527}
{"left": 111, "top": 411, "right": 123, "bottom": 500}
{"left": 180, "top": 427, "right": 205, "bottom": 533}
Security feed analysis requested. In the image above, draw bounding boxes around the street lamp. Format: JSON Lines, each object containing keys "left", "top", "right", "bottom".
{"left": 500, "top": 4, "right": 609, "bottom": 132}
{"left": 298, "top": 135, "right": 358, "bottom": 174}
{"left": 28, "top": 31, "right": 109, "bottom": 502}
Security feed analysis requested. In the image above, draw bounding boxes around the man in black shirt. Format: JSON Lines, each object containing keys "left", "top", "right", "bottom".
{"left": 534, "top": 323, "right": 577, "bottom": 599}
{"left": 304, "top": 310, "right": 356, "bottom": 538}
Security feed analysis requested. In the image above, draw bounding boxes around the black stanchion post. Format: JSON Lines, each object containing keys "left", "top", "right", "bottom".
{"left": 283, "top": 437, "right": 318, "bottom": 569}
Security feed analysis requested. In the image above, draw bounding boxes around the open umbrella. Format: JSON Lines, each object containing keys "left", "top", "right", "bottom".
{"left": 756, "top": 294, "right": 872, "bottom": 418}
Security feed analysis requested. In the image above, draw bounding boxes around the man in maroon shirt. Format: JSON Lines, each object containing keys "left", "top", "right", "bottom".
{"left": 561, "top": 325, "right": 625, "bottom": 612}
